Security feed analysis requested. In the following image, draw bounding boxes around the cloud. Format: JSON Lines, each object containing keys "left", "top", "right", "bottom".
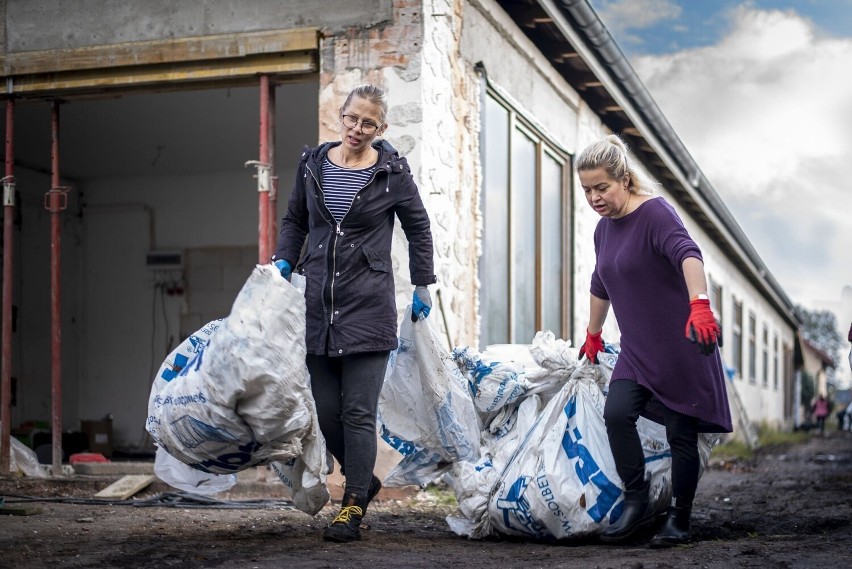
{"left": 595, "top": 0, "right": 682, "bottom": 35}
{"left": 630, "top": 7, "right": 852, "bottom": 305}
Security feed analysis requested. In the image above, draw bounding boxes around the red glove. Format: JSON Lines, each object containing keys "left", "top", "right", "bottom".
{"left": 685, "top": 298, "right": 722, "bottom": 356}
{"left": 578, "top": 329, "right": 605, "bottom": 363}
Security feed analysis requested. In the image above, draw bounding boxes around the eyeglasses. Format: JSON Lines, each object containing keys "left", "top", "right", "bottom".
{"left": 341, "top": 114, "right": 380, "bottom": 135}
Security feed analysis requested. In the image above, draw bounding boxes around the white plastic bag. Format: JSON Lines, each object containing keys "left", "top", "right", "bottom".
{"left": 153, "top": 445, "right": 236, "bottom": 494}
{"left": 146, "top": 265, "right": 328, "bottom": 514}
{"left": 451, "top": 346, "right": 531, "bottom": 415}
{"left": 8, "top": 437, "right": 48, "bottom": 478}
{"left": 378, "top": 307, "right": 480, "bottom": 486}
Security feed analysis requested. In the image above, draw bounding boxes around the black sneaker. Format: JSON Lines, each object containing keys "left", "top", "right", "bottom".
{"left": 323, "top": 494, "right": 365, "bottom": 543}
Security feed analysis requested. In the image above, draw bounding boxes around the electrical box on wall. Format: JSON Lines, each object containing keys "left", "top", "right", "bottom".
{"left": 146, "top": 250, "right": 185, "bottom": 293}
{"left": 146, "top": 250, "right": 184, "bottom": 270}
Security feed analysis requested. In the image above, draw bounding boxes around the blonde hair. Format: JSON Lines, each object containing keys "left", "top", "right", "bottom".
{"left": 341, "top": 84, "right": 388, "bottom": 123}
{"left": 575, "top": 134, "right": 658, "bottom": 195}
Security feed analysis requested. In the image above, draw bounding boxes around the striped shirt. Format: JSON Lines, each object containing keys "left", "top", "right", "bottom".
{"left": 322, "top": 157, "right": 377, "bottom": 223}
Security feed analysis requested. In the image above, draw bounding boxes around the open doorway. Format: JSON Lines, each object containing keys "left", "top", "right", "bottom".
{"left": 1, "top": 80, "right": 318, "bottom": 455}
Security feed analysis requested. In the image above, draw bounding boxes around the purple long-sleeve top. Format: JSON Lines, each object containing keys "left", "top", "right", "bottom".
{"left": 591, "top": 197, "right": 733, "bottom": 432}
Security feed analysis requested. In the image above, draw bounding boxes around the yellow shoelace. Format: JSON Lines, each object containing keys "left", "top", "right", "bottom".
{"left": 332, "top": 505, "right": 363, "bottom": 524}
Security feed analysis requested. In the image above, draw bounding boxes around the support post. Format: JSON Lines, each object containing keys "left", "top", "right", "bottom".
{"left": 257, "top": 74, "right": 271, "bottom": 264}
{"left": 0, "top": 100, "right": 15, "bottom": 474}
{"left": 267, "top": 80, "right": 278, "bottom": 257}
{"left": 46, "top": 101, "right": 69, "bottom": 476}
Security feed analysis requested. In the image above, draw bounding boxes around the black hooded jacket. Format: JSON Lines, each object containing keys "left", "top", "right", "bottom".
{"left": 273, "top": 139, "right": 436, "bottom": 357}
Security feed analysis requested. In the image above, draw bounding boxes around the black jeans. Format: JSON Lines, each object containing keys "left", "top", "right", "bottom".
{"left": 306, "top": 350, "right": 389, "bottom": 498}
{"left": 604, "top": 379, "right": 700, "bottom": 507}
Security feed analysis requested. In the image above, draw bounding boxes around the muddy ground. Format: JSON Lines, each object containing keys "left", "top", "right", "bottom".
{"left": 2, "top": 432, "right": 851, "bottom": 569}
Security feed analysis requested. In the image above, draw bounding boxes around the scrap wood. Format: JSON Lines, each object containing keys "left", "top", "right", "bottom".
{"left": 94, "top": 474, "right": 155, "bottom": 500}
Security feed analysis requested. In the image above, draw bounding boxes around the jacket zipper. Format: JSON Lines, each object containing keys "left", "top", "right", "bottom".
{"left": 327, "top": 164, "right": 386, "bottom": 326}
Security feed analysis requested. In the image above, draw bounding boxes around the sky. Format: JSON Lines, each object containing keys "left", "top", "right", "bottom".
{"left": 587, "top": 0, "right": 852, "bottom": 315}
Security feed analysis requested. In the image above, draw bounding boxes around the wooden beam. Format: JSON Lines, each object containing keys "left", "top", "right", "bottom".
{"left": 1, "top": 51, "right": 317, "bottom": 96}
{"left": 94, "top": 474, "right": 155, "bottom": 500}
{"left": 1, "top": 28, "right": 318, "bottom": 76}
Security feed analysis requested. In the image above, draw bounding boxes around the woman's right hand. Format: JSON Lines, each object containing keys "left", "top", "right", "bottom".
{"left": 578, "top": 328, "right": 604, "bottom": 363}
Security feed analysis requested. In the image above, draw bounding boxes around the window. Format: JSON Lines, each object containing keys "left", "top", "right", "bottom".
{"left": 709, "top": 280, "right": 723, "bottom": 360}
{"left": 748, "top": 312, "right": 756, "bottom": 383}
{"left": 762, "top": 325, "right": 769, "bottom": 387}
{"left": 732, "top": 299, "right": 743, "bottom": 378}
{"left": 773, "top": 334, "right": 779, "bottom": 390}
{"left": 709, "top": 280, "right": 723, "bottom": 330}
{"left": 480, "top": 89, "right": 570, "bottom": 346}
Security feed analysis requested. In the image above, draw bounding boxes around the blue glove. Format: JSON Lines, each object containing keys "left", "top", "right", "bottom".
{"left": 412, "top": 286, "right": 432, "bottom": 322}
{"left": 274, "top": 259, "right": 292, "bottom": 281}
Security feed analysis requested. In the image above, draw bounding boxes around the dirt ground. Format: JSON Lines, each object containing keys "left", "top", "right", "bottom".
{"left": 2, "top": 431, "right": 851, "bottom": 569}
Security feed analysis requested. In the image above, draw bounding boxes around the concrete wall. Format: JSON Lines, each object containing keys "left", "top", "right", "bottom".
{"left": 3, "top": 0, "right": 392, "bottom": 52}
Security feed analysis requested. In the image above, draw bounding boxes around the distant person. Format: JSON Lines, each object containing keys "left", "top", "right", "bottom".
{"left": 272, "top": 84, "right": 436, "bottom": 542}
{"left": 848, "top": 322, "right": 852, "bottom": 374}
{"left": 812, "top": 395, "right": 830, "bottom": 435}
{"left": 575, "top": 135, "right": 732, "bottom": 548}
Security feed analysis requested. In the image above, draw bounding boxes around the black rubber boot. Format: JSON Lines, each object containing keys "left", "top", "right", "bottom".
{"left": 649, "top": 504, "right": 691, "bottom": 548}
{"left": 600, "top": 484, "right": 654, "bottom": 543}
{"left": 366, "top": 475, "right": 382, "bottom": 506}
{"left": 323, "top": 492, "right": 367, "bottom": 543}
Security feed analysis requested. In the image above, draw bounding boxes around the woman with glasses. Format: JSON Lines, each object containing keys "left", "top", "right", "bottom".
{"left": 272, "top": 84, "right": 436, "bottom": 542}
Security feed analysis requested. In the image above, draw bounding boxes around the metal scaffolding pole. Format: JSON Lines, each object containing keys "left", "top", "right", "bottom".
{"left": 267, "top": 81, "right": 278, "bottom": 257}
{"left": 0, "top": 99, "right": 15, "bottom": 474}
{"left": 46, "top": 101, "right": 68, "bottom": 475}
{"left": 257, "top": 74, "right": 271, "bottom": 264}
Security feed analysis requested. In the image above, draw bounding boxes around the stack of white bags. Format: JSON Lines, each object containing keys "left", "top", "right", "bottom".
{"left": 379, "top": 317, "right": 716, "bottom": 540}
{"left": 145, "top": 267, "right": 715, "bottom": 538}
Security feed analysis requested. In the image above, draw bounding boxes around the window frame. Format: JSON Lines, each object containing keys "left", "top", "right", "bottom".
{"left": 479, "top": 87, "right": 572, "bottom": 347}
{"left": 732, "top": 298, "right": 743, "bottom": 378}
{"left": 748, "top": 311, "right": 757, "bottom": 384}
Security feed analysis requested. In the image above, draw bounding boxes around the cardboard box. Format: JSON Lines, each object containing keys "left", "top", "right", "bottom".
{"left": 81, "top": 418, "right": 113, "bottom": 458}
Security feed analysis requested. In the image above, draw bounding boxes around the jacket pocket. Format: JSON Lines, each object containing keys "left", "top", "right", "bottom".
{"left": 362, "top": 246, "right": 390, "bottom": 273}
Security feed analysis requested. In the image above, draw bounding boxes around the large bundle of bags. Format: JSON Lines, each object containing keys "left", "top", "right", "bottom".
{"left": 146, "top": 266, "right": 328, "bottom": 515}
{"left": 379, "top": 319, "right": 716, "bottom": 540}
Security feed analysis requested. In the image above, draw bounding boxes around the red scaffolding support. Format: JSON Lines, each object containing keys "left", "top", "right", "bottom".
{"left": 46, "top": 101, "right": 69, "bottom": 475}
{"left": 246, "top": 75, "right": 276, "bottom": 264}
{"left": 257, "top": 74, "right": 271, "bottom": 263}
{"left": 267, "top": 81, "right": 278, "bottom": 257}
{"left": 0, "top": 100, "right": 15, "bottom": 474}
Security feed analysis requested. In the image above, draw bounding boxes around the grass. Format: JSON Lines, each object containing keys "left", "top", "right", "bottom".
{"left": 423, "top": 483, "right": 459, "bottom": 507}
{"left": 710, "top": 426, "right": 810, "bottom": 461}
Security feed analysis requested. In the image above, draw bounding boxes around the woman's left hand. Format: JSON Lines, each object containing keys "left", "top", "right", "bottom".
{"left": 685, "top": 298, "right": 722, "bottom": 355}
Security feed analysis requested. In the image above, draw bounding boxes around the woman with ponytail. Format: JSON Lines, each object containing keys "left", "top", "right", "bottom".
{"left": 575, "top": 134, "right": 732, "bottom": 547}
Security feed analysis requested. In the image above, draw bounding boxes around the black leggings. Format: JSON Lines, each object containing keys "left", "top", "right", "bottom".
{"left": 306, "top": 351, "right": 389, "bottom": 498}
{"left": 604, "top": 379, "right": 700, "bottom": 507}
